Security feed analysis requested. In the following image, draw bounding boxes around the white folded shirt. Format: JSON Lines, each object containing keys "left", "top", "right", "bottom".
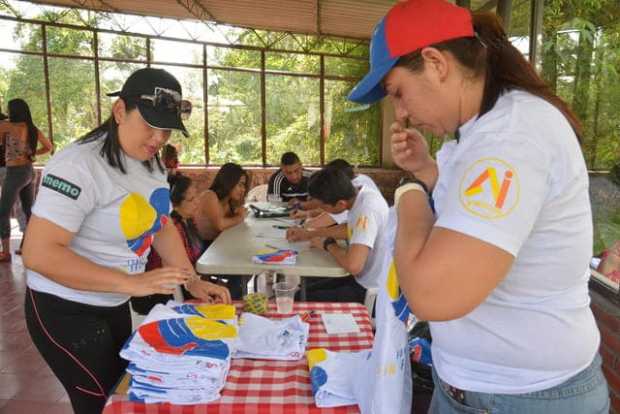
{"left": 129, "top": 379, "right": 223, "bottom": 405}
{"left": 307, "top": 348, "right": 371, "bottom": 408}
{"left": 234, "top": 312, "right": 309, "bottom": 360}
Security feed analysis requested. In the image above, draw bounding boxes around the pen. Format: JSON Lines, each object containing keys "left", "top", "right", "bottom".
{"left": 273, "top": 225, "right": 290, "bottom": 229}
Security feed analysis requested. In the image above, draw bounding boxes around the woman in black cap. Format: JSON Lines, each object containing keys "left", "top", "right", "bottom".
{"left": 350, "top": 0, "right": 608, "bottom": 413}
{"left": 21, "top": 68, "right": 231, "bottom": 414}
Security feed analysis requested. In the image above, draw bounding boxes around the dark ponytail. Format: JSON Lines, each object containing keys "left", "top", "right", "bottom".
{"left": 8, "top": 99, "right": 38, "bottom": 160}
{"left": 169, "top": 174, "right": 191, "bottom": 207}
{"left": 78, "top": 98, "right": 164, "bottom": 174}
{"left": 396, "top": 12, "right": 583, "bottom": 139}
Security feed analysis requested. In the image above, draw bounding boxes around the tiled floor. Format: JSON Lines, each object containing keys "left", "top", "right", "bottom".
{"left": 0, "top": 234, "right": 73, "bottom": 414}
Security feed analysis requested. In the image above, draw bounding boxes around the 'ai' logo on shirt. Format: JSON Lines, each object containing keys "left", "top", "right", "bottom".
{"left": 355, "top": 216, "right": 368, "bottom": 230}
{"left": 459, "top": 158, "right": 519, "bottom": 219}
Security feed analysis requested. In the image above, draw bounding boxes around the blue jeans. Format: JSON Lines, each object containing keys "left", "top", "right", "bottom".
{"left": 428, "top": 353, "right": 609, "bottom": 414}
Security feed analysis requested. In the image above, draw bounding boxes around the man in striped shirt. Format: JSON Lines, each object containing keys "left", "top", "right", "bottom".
{"left": 267, "top": 152, "right": 312, "bottom": 204}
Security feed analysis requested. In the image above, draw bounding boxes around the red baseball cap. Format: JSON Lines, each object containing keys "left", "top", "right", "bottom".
{"left": 348, "top": 0, "right": 474, "bottom": 104}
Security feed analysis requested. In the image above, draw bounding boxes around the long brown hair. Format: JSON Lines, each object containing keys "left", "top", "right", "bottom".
{"left": 395, "top": 12, "right": 582, "bottom": 139}
{"left": 8, "top": 98, "right": 39, "bottom": 160}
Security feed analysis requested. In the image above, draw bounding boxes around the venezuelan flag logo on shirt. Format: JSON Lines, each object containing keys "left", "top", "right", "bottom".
{"left": 119, "top": 187, "right": 170, "bottom": 256}
{"left": 307, "top": 348, "right": 328, "bottom": 395}
{"left": 138, "top": 317, "right": 237, "bottom": 360}
{"left": 459, "top": 158, "right": 520, "bottom": 219}
{"left": 386, "top": 260, "right": 411, "bottom": 323}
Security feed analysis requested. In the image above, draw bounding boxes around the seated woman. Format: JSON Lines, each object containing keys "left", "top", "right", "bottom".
{"left": 132, "top": 174, "right": 207, "bottom": 314}
{"left": 194, "top": 162, "right": 248, "bottom": 298}
{"left": 597, "top": 241, "right": 620, "bottom": 283}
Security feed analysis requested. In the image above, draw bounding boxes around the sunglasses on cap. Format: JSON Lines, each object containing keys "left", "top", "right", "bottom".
{"left": 139, "top": 87, "right": 192, "bottom": 120}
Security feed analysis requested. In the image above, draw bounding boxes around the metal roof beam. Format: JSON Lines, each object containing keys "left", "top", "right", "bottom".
{"left": 175, "top": 0, "right": 233, "bottom": 44}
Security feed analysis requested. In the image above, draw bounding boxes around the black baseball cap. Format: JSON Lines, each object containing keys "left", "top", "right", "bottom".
{"left": 107, "top": 68, "right": 189, "bottom": 137}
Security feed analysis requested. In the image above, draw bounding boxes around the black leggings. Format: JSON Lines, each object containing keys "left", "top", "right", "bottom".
{"left": 0, "top": 164, "right": 33, "bottom": 239}
{"left": 25, "top": 288, "right": 131, "bottom": 414}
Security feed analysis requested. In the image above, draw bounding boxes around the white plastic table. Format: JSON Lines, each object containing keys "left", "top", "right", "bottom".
{"left": 195, "top": 215, "right": 349, "bottom": 298}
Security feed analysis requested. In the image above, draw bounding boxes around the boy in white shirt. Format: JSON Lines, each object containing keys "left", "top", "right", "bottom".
{"left": 298, "top": 168, "right": 389, "bottom": 302}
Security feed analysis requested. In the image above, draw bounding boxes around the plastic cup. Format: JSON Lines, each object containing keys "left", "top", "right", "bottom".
{"left": 274, "top": 281, "right": 297, "bottom": 314}
{"left": 267, "top": 194, "right": 284, "bottom": 206}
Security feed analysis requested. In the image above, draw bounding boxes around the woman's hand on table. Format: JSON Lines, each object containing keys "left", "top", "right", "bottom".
{"left": 286, "top": 226, "right": 310, "bottom": 241}
{"left": 310, "top": 237, "right": 325, "bottom": 250}
{"left": 128, "top": 267, "right": 192, "bottom": 296}
{"left": 186, "top": 278, "right": 232, "bottom": 304}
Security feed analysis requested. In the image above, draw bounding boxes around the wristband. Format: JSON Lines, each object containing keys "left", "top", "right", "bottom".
{"left": 394, "top": 182, "right": 426, "bottom": 209}
{"left": 323, "top": 237, "right": 337, "bottom": 251}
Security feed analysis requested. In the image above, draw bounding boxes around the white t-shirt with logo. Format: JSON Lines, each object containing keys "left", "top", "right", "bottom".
{"left": 355, "top": 208, "right": 412, "bottom": 414}
{"left": 430, "top": 90, "right": 599, "bottom": 394}
{"left": 27, "top": 138, "right": 170, "bottom": 307}
{"left": 347, "top": 186, "right": 389, "bottom": 289}
{"left": 330, "top": 174, "right": 382, "bottom": 225}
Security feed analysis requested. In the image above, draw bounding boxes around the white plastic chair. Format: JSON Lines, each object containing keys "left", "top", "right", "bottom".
{"left": 246, "top": 184, "right": 268, "bottom": 202}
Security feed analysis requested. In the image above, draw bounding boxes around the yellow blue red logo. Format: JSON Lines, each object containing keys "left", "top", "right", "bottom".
{"left": 386, "top": 260, "right": 410, "bottom": 323}
{"left": 459, "top": 158, "right": 519, "bottom": 219}
{"left": 119, "top": 187, "right": 170, "bottom": 256}
{"left": 138, "top": 317, "right": 236, "bottom": 359}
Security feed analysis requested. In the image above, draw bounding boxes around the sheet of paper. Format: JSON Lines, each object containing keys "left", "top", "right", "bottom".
{"left": 253, "top": 228, "right": 287, "bottom": 239}
{"left": 258, "top": 238, "right": 310, "bottom": 252}
{"left": 287, "top": 241, "right": 310, "bottom": 252}
{"left": 321, "top": 313, "right": 360, "bottom": 335}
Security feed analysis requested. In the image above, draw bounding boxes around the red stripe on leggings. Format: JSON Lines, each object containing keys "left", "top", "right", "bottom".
{"left": 76, "top": 385, "right": 105, "bottom": 397}
{"left": 29, "top": 288, "right": 106, "bottom": 398}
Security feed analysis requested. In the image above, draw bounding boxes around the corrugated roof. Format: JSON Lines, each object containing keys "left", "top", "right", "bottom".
{"left": 29, "top": 0, "right": 397, "bottom": 40}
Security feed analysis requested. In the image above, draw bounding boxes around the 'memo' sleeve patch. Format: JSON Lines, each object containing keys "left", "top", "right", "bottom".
{"left": 41, "top": 174, "right": 82, "bottom": 200}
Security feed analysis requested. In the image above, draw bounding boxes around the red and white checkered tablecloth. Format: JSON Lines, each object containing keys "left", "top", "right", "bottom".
{"left": 103, "top": 301, "right": 374, "bottom": 414}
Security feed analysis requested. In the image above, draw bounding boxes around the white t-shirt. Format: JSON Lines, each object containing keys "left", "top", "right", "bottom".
{"left": 330, "top": 174, "right": 381, "bottom": 225}
{"left": 430, "top": 90, "right": 599, "bottom": 394}
{"left": 347, "top": 186, "right": 389, "bottom": 289}
{"left": 27, "top": 138, "right": 170, "bottom": 306}
{"left": 355, "top": 208, "right": 412, "bottom": 414}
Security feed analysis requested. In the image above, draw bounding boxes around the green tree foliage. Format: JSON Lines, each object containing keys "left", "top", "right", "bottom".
{"left": 0, "top": 10, "right": 148, "bottom": 164}
{"left": 0, "top": 11, "right": 378, "bottom": 167}
{"left": 209, "top": 39, "right": 378, "bottom": 166}
{"left": 537, "top": 0, "right": 620, "bottom": 253}
{"left": 540, "top": 0, "right": 620, "bottom": 170}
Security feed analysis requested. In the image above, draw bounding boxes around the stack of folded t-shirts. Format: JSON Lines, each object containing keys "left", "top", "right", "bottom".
{"left": 120, "top": 303, "right": 238, "bottom": 404}
{"left": 233, "top": 312, "right": 309, "bottom": 360}
{"left": 306, "top": 348, "right": 371, "bottom": 408}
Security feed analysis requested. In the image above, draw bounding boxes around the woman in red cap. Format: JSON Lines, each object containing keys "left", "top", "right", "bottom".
{"left": 350, "top": 0, "right": 609, "bottom": 412}
{"left": 22, "top": 68, "right": 231, "bottom": 414}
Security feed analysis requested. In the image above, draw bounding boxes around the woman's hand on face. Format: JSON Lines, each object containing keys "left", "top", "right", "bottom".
{"left": 390, "top": 121, "right": 432, "bottom": 174}
{"left": 235, "top": 206, "right": 248, "bottom": 219}
{"left": 129, "top": 267, "right": 192, "bottom": 297}
{"left": 186, "top": 279, "right": 232, "bottom": 304}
